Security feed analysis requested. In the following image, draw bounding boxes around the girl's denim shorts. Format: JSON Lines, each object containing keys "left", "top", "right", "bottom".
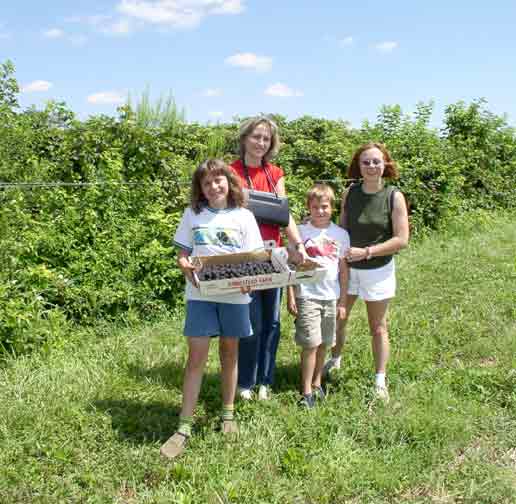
{"left": 184, "top": 300, "right": 253, "bottom": 338}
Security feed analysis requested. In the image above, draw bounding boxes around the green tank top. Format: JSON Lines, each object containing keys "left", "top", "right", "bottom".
{"left": 344, "top": 183, "right": 396, "bottom": 270}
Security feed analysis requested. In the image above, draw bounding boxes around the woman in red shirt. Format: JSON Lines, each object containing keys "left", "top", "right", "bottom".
{"left": 231, "top": 116, "right": 307, "bottom": 400}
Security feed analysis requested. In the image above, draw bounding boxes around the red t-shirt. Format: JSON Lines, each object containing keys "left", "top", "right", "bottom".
{"left": 230, "top": 159, "right": 285, "bottom": 246}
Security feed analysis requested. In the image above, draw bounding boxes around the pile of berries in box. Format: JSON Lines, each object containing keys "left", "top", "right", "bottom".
{"left": 191, "top": 248, "right": 326, "bottom": 295}
{"left": 197, "top": 260, "right": 281, "bottom": 281}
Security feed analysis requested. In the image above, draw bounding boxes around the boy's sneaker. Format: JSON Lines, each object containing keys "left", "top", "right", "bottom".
{"left": 237, "top": 387, "right": 252, "bottom": 400}
{"left": 298, "top": 393, "right": 315, "bottom": 409}
{"left": 323, "top": 357, "right": 341, "bottom": 378}
{"left": 159, "top": 431, "right": 189, "bottom": 459}
{"left": 258, "top": 385, "right": 269, "bottom": 401}
{"left": 373, "top": 385, "right": 390, "bottom": 403}
{"left": 312, "top": 385, "right": 326, "bottom": 402}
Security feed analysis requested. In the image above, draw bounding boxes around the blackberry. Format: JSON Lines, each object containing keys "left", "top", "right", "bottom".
{"left": 199, "top": 258, "right": 281, "bottom": 281}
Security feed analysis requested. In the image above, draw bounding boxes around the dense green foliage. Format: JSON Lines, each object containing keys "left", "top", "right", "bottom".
{"left": 1, "top": 61, "right": 515, "bottom": 353}
{"left": 1, "top": 211, "right": 515, "bottom": 502}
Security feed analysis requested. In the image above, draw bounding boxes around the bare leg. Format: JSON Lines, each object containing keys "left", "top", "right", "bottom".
{"left": 331, "top": 295, "right": 357, "bottom": 358}
{"left": 312, "top": 344, "right": 327, "bottom": 388}
{"left": 180, "top": 337, "right": 211, "bottom": 418}
{"left": 300, "top": 347, "right": 317, "bottom": 395}
{"left": 365, "top": 299, "right": 390, "bottom": 374}
{"left": 219, "top": 337, "right": 239, "bottom": 407}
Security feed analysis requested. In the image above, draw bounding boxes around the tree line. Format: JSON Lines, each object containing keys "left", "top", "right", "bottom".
{"left": 1, "top": 60, "right": 514, "bottom": 354}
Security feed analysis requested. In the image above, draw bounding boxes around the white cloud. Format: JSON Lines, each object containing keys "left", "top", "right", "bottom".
{"left": 87, "top": 91, "right": 126, "bottom": 105}
{"left": 225, "top": 52, "right": 272, "bottom": 72}
{"left": 22, "top": 80, "right": 53, "bottom": 93}
{"left": 202, "top": 88, "right": 222, "bottom": 97}
{"left": 209, "top": 111, "right": 223, "bottom": 118}
{"left": 43, "top": 28, "right": 64, "bottom": 39}
{"left": 117, "top": 0, "right": 244, "bottom": 28}
{"left": 375, "top": 41, "right": 398, "bottom": 53}
{"left": 264, "top": 83, "right": 303, "bottom": 98}
{"left": 338, "top": 36, "right": 353, "bottom": 47}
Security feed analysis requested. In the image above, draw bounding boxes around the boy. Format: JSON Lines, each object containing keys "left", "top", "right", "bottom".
{"left": 287, "top": 184, "right": 350, "bottom": 408}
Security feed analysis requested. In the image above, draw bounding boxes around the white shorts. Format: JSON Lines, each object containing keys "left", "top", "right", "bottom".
{"left": 347, "top": 260, "right": 396, "bottom": 301}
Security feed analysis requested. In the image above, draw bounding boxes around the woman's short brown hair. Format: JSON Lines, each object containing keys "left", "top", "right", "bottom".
{"left": 238, "top": 116, "right": 280, "bottom": 163}
{"left": 347, "top": 142, "right": 399, "bottom": 180}
{"left": 191, "top": 159, "right": 245, "bottom": 213}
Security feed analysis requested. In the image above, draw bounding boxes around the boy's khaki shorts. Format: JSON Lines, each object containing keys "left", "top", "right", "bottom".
{"left": 294, "top": 298, "right": 336, "bottom": 348}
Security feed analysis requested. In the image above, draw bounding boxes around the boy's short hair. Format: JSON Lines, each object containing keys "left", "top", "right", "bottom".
{"left": 306, "top": 183, "right": 335, "bottom": 208}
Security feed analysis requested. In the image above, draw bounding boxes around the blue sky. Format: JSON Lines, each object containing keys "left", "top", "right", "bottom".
{"left": 2, "top": 1, "right": 516, "bottom": 128}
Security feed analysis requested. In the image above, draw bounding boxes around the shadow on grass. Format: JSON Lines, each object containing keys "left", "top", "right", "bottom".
{"left": 94, "top": 368, "right": 229, "bottom": 444}
{"left": 273, "top": 362, "right": 300, "bottom": 392}
{"left": 128, "top": 361, "right": 227, "bottom": 412}
{"left": 92, "top": 399, "right": 180, "bottom": 444}
{"left": 127, "top": 361, "right": 184, "bottom": 390}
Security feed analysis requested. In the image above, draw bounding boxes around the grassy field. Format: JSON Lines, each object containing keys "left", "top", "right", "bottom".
{"left": 1, "top": 210, "right": 515, "bottom": 503}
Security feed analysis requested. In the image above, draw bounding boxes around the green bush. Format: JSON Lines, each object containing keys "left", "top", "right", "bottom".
{"left": 443, "top": 98, "right": 516, "bottom": 210}
{"left": 1, "top": 62, "right": 515, "bottom": 354}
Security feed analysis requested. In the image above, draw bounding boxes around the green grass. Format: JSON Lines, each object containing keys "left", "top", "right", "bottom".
{"left": 1, "top": 209, "right": 515, "bottom": 503}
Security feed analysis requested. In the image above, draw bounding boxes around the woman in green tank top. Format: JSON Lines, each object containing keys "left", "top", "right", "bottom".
{"left": 323, "top": 143, "right": 409, "bottom": 402}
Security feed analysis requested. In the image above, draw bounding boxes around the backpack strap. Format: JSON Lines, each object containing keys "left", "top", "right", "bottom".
{"left": 387, "top": 185, "right": 401, "bottom": 232}
{"left": 342, "top": 183, "right": 360, "bottom": 229}
{"left": 387, "top": 185, "right": 397, "bottom": 215}
{"left": 343, "top": 183, "right": 360, "bottom": 214}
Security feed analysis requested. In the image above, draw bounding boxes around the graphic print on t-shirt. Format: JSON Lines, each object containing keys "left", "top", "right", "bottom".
{"left": 304, "top": 235, "right": 340, "bottom": 260}
{"left": 193, "top": 226, "right": 241, "bottom": 248}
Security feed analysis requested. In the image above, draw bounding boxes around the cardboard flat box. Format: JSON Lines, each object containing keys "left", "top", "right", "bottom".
{"left": 287, "top": 258, "right": 328, "bottom": 286}
{"left": 191, "top": 248, "right": 291, "bottom": 296}
{"left": 190, "top": 248, "right": 330, "bottom": 296}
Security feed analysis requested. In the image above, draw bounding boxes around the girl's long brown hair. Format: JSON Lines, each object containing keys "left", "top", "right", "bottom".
{"left": 191, "top": 159, "right": 246, "bottom": 213}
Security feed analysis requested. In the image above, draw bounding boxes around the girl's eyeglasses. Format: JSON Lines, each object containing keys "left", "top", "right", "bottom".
{"left": 360, "top": 159, "right": 383, "bottom": 167}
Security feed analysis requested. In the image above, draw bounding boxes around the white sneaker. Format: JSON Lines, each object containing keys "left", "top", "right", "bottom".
{"left": 257, "top": 385, "right": 269, "bottom": 401}
{"left": 373, "top": 385, "right": 390, "bottom": 403}
{"left": 323, "top": 357, "right": 341, "bottom": 377}
{"left": 237, "top": 387, "right": 252, "bottom": 400}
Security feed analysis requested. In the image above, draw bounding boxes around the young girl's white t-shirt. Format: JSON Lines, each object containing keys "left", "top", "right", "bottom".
{"left": 295, "top": 222, "right": 350, "bottom": 300}
{"left": 174, "top": 206, "right": 264, "bottom": 304}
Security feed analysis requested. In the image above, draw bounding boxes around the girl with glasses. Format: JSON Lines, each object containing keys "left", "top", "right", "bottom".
{"left": 324, "top": 143, "right": 409, "bottom": 402}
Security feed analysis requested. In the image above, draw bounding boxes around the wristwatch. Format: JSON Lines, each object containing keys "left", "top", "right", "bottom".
{"left": 365, "top": 246, "right": 373, "bottom": 260}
